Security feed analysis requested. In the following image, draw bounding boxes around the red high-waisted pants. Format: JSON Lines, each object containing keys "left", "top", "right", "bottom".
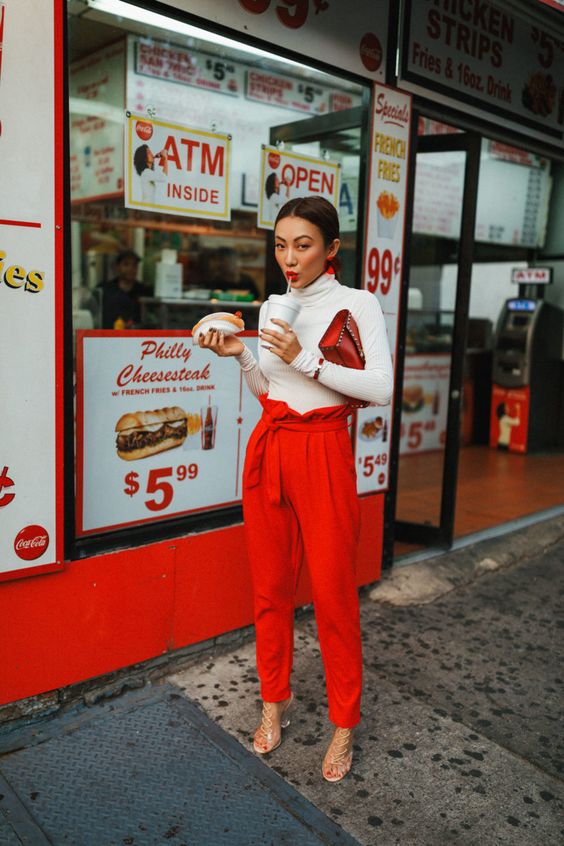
{"left": 242, "top": 396, "right": 362, "bottom": 728}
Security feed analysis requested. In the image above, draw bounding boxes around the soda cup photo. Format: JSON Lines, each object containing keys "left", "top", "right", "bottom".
{"left": 262, "top": 295, "right": 302, "bottom": 347}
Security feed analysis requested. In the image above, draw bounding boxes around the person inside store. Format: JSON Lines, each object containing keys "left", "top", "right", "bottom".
{"left": 100, "top": 249, "right": 151, "bottom": 329}
{"left": 198, "top": 196, "right": 393, "bottom": 782}
{"left": 209, "top": 247, "right": 260, "bottom": 300}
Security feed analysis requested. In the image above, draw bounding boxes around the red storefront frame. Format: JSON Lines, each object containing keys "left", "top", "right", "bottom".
{"left": 0, "top": 497, "right": 383, "bottom": 705}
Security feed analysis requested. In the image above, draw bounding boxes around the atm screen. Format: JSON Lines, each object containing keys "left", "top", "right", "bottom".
{"left": 508, "top": 299, "right": 536, "bottom": 312}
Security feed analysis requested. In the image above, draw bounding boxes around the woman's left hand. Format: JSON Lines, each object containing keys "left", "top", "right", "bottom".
{"left": 260, "top": 319, "right": 302, "bottom": 364}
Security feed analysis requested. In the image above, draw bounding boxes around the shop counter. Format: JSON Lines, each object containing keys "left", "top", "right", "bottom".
{"left": 140, "top": 297, "right": 262, "bottom": 331}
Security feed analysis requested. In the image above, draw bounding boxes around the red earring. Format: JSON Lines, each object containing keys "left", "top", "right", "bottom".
{"left": 326, "top": 261, "right": 335, "bottom": 275}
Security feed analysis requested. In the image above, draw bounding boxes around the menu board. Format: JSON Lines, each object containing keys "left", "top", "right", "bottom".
{"left": 477, "top": 144, "right": 551, "bottom": 247}
{"left": 401, "top": 0, "right": 564, "bottom": 146}
{"left": 413, "top": 141, "right": 552, "bottom": 247}
{"left": 69, "top": 40, "right": 125, "bottom": 202}
{"left": 76, "top": 332, "right": 262, "bottom": 536}
{"left": 357, "top": 84, "right": 412, "bottom": 494}
{"left": 0, "top": 0, "right": 62, "bottom": 579}
{"left": 246, "top": 70, "right": 341, "bottom": 116}
{"left": 134, "top": 38, "right": 243, "bottom": 96}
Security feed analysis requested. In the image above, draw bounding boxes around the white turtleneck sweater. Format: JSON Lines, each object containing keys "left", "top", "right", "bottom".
{"left": 235, "top": 273, "right": 393, "bottom": 415}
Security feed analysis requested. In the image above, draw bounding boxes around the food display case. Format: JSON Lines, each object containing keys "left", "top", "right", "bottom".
{"left": 405, "top": 308, "right": 454, "bottom": 354}
{"left": 139, "top": 296, "right": 261, "bottom": 331}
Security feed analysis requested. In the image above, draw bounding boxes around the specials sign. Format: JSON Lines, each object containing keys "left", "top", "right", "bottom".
{"left": 401, "top": 0, "right": 564, "bottom": 145}
{"left": 124, "top": 113, "right": 231, "bottom": 220}
{"left": 258, "top": 146, "right": 340, "bottom": 229}
{"left": 355, "top": 84, "right": 412, "bottom": 495}
{"left": 76, "top": 332, "right": 262, "bottom": 536}
{"left": 0, "top": 0, "right": 63, "bottom": 579}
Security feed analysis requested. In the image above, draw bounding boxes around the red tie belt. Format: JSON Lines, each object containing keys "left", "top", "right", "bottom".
{"left": 244, "top": 395, "right": 351, "bottom": 505}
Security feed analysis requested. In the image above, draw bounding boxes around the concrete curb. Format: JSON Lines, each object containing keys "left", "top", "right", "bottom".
{"left": 370, "top": 512, "right": 564, "bottom": 606}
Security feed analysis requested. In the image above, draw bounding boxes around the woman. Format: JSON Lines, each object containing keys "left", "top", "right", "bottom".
{"left": 133, "top": 143, "right": 169, "bottom": 203}
{"left": 199, "top": 196, "right": 393, "bottom": 782}
{"left": 264, "top": 172, "right": 290, "bottom": 223}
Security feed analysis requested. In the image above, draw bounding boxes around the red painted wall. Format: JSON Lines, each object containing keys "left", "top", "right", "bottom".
{"left": 0, "top": 495, "right": 383, "bottom": 706}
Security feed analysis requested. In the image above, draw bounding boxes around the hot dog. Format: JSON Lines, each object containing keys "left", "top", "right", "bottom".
{"left": 115, "top": 406, "right": 188, "bottom": 461}
{"left": 192, "top": 311, "right": 245, "bottom": 344}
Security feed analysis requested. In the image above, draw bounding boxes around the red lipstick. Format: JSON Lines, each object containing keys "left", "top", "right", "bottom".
{"left": 286, "top": 271, "right": 298, "bottom": 281}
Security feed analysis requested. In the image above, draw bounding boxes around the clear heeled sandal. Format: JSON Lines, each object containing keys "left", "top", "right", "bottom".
{"left": 322, "top": 727, "right": 354, "bottom": 783}
{"left": 253, "top": 693, "right": 294, "bottom": 755}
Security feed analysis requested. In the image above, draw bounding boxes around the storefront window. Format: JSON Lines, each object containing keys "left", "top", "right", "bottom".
{"left": 396, "top": 117, "right": 563, "bottom": 536}
{"left": 67, "top": 0, "right": 367, "bottom": 544}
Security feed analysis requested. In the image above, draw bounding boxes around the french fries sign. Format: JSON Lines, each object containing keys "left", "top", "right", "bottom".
{"left": 357, "top": 84, "right": 412, "bottom": 495}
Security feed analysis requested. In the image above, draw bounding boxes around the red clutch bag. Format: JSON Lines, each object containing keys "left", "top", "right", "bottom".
{"left": 318, "top": 309, "right": 369, "bottom": 409}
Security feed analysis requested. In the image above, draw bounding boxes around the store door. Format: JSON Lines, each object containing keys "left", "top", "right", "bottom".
{"left": 392, "top": 129, "right": 481, "bottom": 549}
{"left": 266, "top": 103, "right": 371, "bottom": 294}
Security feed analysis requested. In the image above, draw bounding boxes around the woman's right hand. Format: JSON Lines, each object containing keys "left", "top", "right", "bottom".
{"left": 198, "top": 328, "right": 244, "bottom": 357}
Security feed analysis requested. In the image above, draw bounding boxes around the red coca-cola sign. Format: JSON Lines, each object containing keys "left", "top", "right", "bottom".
{"left": 14, "top": 525, "right": 49, "bottom": 561}
{"left": 359, "top": 33, "right": 382, "bottom": 73}
{"left": 135, "top": 120, "right": 153, "bottom": 141}
{"left": 268, "top": 151, "right": 281, "bottom": 169}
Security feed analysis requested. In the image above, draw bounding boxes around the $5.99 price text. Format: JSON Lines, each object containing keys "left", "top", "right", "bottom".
{"left": 124, "top": 464, "right": 198, "bottom": 512}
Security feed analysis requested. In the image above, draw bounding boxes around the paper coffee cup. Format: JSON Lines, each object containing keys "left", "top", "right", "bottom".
{"left": 263, "top": 295, "right": 302, "bottom": 333}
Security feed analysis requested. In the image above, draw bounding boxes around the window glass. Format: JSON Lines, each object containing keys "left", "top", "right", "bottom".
{"left": 67, "top": 0, "right": 367, "bottom": 543}
{"left": 68, "top": 1, "right": 364, "bottom": 332}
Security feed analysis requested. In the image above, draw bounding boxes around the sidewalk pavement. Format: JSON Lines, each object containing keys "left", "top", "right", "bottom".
{"left": 0, "top": 514, "right": 562, "bottom": 845}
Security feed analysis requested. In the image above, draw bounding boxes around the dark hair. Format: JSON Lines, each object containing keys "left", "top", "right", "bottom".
{"left": 115, "top": 249, "right": 140, "bottom": 265}
{"left": 275, "top": 196, "right": 341, "bottom": 275}
{"left": 496, "top": 402, "right": 506, "bottom": 419}
{"left": 265, "top": 172, "right": 278, "bottom": 199}
{"left": 133, "top": 144, "right": 150, "bottom": 176}
{"left": 216, "top": 246, "right": 237, "bottom": 260}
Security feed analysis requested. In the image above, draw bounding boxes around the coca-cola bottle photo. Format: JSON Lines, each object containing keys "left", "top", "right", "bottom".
{"left": 201, "top": 401, "right": 218, "bottom": 450}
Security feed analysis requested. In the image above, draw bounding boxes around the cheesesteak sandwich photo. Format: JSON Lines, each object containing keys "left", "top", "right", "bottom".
{"left": 115, "top": 406, "right": 188, "bottom": 460}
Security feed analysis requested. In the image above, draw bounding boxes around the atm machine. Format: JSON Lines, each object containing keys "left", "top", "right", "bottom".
{"left": 490, "top": 269, "right": 563, "bottom": 453}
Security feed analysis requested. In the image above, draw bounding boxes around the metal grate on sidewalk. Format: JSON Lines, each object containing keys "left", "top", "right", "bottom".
{"left": 0, "top": 686, "right": 359, "bottom": 846}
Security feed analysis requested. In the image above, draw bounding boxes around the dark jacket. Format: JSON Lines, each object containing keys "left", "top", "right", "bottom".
{"left": 100, "top": 279, "right": 151, "bottom": 329}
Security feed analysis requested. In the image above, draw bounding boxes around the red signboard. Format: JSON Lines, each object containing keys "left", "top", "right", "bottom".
{"left": 489, "top": 385, "right": 530, "bottom": 453}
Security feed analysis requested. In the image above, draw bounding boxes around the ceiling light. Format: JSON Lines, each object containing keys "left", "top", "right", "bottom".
{"left": 86, "top": 0, "right": 320, "bottom": 73}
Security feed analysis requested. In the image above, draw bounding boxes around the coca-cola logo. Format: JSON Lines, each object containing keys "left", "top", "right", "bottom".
{"left": 376, "top": 92, "right": 410, "bottom": 127}
{"left": 359, "top": 33, "right": 382, "bottom": 73}
{"left": 14, "top": 525, "right": 49, "bottom": 561}
{"left": 268, "top": 151, "right": 280, "bottom": 169}
{"left": 135, "top": 120, "right": 153, "bottom": 141}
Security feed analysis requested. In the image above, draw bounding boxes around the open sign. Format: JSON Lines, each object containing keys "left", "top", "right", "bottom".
{"left": 259, "top": 145, "right": 339, "bottom": 230}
